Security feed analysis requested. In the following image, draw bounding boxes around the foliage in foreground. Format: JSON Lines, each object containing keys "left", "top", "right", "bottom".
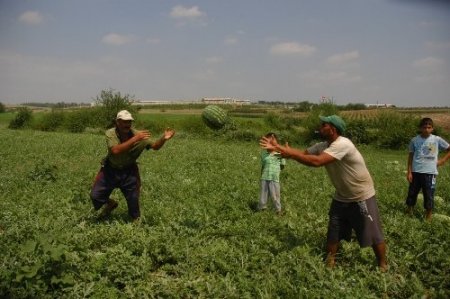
{"left": 0, "top": 128, "right": 449, "bottom": 298}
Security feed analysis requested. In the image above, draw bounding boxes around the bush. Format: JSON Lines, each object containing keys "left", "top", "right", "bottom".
{"left": 35, "top": 110, "right": 66, "bottom": 132}
{"left": 8, "top": 107, "right": 33, "bottom": 129}
{"left": 64, "top": 110, "right": 92, "bottom": 133}
{"left": 94, "top": 89, "right": 135, "bottom": 129}
{"left": 373, "top": 111, "right": 420, "bottom": 149}
{"left": 264, "top": 113, "right": 302, "bottom": 131}
{"left": 345, "top": 119, "right": 376, "bottom": 144}
{"left": 292, "top": 101, "right": 314, "bottom": 112}
{"left": 263, "top": 112, "right": 284, "bottom": 130}
{"left": 301, "top": 103, "right": 340, "bottom": 143}
{"left": 0, "top": 102, "right": 5, "bottom": 113}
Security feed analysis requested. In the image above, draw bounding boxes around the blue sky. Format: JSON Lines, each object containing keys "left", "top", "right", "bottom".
{"left": 1, "top": 0, "right": 449, "bottom": 107}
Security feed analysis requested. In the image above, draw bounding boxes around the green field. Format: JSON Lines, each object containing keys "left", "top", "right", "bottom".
{"left": 1, "top": 113, "right": 450, "bottom": 298}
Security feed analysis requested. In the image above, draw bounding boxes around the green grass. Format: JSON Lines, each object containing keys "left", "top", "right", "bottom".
{"left": 0, "top": 126, "right": 449, "bottom": 298}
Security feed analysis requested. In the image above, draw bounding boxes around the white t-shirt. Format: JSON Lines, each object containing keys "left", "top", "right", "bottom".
{"left": 307, "top": 136, "right": 375, "bottom": 202}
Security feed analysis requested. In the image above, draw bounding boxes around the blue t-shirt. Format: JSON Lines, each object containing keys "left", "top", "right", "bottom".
{"left": 409, "top": 134, "right": 449, "bottom": 175}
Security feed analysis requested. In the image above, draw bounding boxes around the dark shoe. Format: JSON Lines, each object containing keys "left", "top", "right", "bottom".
{"left": 99, "top": 198, "right": 118, "bottom": 218}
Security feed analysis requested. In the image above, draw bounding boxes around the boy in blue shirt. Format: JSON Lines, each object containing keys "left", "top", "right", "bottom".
{"left": 258, "top": 133, "right": 286, "bottom": 215}
{"left": 406, "top": 117, "right": 450, "bottom": 220}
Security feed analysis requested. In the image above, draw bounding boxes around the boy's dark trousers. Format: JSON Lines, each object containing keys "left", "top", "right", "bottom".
{"left": 406, "top": 172, "right": 435, "bottom": 210}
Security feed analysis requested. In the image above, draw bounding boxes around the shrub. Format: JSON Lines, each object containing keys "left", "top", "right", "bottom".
{"left": 64, "top": 110, "right": 92, "bottom": 133}
{"left": 263, "top": 113, "right": 303, "bottom": 130}
{"left": 94, "top": 89, "right": 135, "bottom": 129}
{"left": 0, "top": 102, "right": 5, "bottom": 113}
{"left": 35, "top": 110, "right": 66, "bottom": 132}
{"left": 301, "top": 103, "right": 340, "bottom": 143}
{"left": 264, "top": 113, "right": 284, "bottom": 130}
{"left": 432, "top": 125, "right": 450, "bottom": 140}
{"left": 373, "top": 111, "right": 420, "bottom": 149}
{"left": 8, "top": 107, "right": 33, "bottom": 129}
{"left": 345, "top": 119, "right": 376, "bottom": 144}
{"left": 292, "top": 101, "right": 314, "bottom": 112}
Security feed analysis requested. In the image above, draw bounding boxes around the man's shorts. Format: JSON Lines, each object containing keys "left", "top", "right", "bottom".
{"left": 327, "top": 196, "right": 384, "bottom": 248}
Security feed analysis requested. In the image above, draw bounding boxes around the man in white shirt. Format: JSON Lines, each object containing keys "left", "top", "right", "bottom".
{"left": 260, "top": 115, "right": 387, "bottom": 271}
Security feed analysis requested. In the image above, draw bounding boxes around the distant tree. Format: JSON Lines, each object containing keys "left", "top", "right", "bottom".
{"left": 94, "top": 89, "right": 135, "bottom": 128}
{"left": 0, "top": 102, "right": 5, "bottom": 113}
{"left": 340, "top": 103, "right": 367, "bottom": 111}
{"left": 293, "top": 101, "right": 314, "bottom": 112}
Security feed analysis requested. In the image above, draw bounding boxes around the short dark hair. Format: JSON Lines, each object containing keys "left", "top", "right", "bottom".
{"left": 265, "top": 132, "right": 278, "bottom": 139}
{"left": 419, "top": 117, "right": 433, "bottom": 128}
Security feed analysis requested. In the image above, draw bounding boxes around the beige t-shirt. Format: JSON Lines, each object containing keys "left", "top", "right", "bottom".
{"left": 307, "top": 136, "right": 375, "bottom": 202}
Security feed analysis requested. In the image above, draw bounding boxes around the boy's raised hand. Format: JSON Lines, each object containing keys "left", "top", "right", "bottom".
{"left": 260, "top": 136, "right": 278, "bottom": 151}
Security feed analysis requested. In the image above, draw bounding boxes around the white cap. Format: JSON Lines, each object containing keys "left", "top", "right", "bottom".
{"left": 116, "top": 110, "right": 134, "bottom": 121}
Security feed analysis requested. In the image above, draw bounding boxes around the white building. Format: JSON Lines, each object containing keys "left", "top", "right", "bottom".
{"left": 201, "top": 97, "right": 251, "bottom": 105}
{"left": 365, "top": 103, "right": 396, "bottom": 108}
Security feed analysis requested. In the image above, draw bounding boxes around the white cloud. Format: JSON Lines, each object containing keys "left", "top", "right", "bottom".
{"left": 102, "top": 33, "right": 134, "bottom": 46}
{"left": 170, "top": 5, "right": 205, "bottom": 19}
{"left": 327, "top": 51, "right": 360, "bottom": 65}
{"left": 270, "top": 42, "right": 316, "bottom": 56}
{"left": 19, "top": 11, "right": 43, "bottom": 25}
{"left": 412, "top": 56, "right": 444, "bottom": 70}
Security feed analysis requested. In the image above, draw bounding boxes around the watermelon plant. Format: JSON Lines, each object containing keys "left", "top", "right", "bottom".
{"left": 1, "top": 111, "right": 449, "bottom": 298}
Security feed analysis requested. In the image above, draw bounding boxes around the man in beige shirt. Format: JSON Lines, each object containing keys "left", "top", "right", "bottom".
{"left": 260, "top": 115, "right": 387, "bottom": 271}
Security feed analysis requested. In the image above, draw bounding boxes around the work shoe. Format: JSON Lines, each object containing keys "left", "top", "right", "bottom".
{"left": 99, "top": 198, "right": 118, "bottom": 218}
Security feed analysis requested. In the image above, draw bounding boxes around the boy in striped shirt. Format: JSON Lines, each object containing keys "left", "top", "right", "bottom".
{"left": 258, "top": 133, "right": 286, "bottom": 215}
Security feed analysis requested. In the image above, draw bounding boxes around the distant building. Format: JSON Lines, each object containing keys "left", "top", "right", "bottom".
{"left": 201, "top": 97, "right": 251, "bottom": 105}
{"left": 131, "top": 99, "right": 198, "bottom": 106}
{"left": 365, "top": 103, "right": 396, "bottom": 108}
